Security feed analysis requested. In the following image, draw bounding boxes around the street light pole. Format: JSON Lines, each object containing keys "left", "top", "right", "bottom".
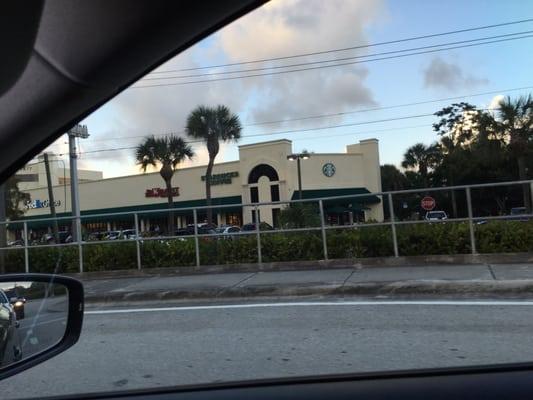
{"left": 67, "top": 125, "right": 89, "bottom": 242}
{"left": 43, "top": 153, "right": 60, "bottom": 243}
{"left": 287, "top": 153, "right": 310, "bottom": 200}
{"left": 297, "top": 157, "right": 302, "bottom": 200}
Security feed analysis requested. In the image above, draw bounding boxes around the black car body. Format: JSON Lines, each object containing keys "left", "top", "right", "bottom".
{"left": 0, "top": 290, "right": 22, "bottom": 367}
{"left": 3, "top": 288, "right": 25, "bottom": 320}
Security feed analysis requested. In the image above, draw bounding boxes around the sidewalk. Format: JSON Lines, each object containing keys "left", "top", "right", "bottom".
{"left": 82, "top": 263, "right": 533, "bottom": 303}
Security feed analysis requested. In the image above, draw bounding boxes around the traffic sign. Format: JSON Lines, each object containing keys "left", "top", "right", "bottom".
{"left": 421, "top": 196, "right": 436, "bottom": 211}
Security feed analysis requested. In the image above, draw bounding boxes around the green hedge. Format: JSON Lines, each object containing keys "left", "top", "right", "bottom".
{"left": 2, "top": 221, "right": 532, "bottom": 273}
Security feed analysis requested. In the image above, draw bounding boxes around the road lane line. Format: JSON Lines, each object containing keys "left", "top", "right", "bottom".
{"left": 85, "top": 300, "right": 533, "bottom": 315}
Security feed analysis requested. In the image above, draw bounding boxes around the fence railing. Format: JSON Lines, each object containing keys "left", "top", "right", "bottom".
{"left": 1, "top": 179, "right": 532, "bottom": 273}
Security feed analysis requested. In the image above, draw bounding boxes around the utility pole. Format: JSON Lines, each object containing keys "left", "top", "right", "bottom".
{"left": 68, "top": 125, "right": 89, "bottom": 242}
{"left": 43, "top": 153, "right": 60, "bottom": 243}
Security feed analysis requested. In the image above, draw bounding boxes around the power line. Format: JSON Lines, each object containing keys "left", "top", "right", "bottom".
{"left": 51, "top": 124, "right": 439, "bottom": 161}
{"left": 60, "top": 112, "right": 437, "bottom": 157}
{"left": 50, "top": 83, "right": 533, "bottom": 148}
{"left": 141, "top": 30, "right": 533, "bottom": 81}
{"left": 148, "top": 18, "right": 533, "bottom": 74}
{"left": 247, "top": 85, "right": 533, "bottom": 127}
{"left": 132, "top": 34, "right": 533, "bottom": 88}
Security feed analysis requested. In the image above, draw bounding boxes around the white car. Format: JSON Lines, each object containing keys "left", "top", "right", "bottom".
{"left": 425, "top": 211, "right": 448, "bottom": 221}
{"left": 215, "top": 226, "right": 241, "bottom": 235}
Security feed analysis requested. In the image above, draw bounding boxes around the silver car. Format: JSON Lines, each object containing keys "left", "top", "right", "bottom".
{"left": 0, "top": 290, "right": 22, "bottom": 366}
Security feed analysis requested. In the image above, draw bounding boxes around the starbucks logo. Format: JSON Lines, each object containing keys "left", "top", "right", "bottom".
{"left": 322, "top": 163, "right": 336, "bottom": 177}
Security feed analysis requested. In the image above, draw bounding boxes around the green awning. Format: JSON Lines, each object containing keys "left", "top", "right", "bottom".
{"left": 15, "top": 195, "right": 243, "bottom": 229}
{"left": 292, "top": 188, "right": 381, "bottom": 205}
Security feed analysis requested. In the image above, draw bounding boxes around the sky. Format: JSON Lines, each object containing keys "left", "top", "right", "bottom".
{"left": 42, "top": 0, "right": 533, "bottom": 178}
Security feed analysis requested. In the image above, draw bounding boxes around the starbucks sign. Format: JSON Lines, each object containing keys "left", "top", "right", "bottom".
{"left": 322, "top": 163, "right": 336, "bottom": 177}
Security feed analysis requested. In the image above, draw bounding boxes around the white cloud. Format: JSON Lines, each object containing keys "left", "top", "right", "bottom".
{"left": 423, "top": 56, "right": 488, "bottom": 91}
{"left": 488, "top": 94, "right": 505, "bottom": 111}
{"left": 217, "top": 0, "right": 383, "bottom": 126}
{"left": 46, "top": 0, "right": 386, "bottom": 177}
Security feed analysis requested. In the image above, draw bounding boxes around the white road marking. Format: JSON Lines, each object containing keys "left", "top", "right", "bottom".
{"left": 85, "top": 300, "right": 533, "bottom": 315}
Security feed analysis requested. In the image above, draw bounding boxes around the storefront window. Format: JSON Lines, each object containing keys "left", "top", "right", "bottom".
{"left": 225, "top": 212, "right": 241, "bottom": 226}
{"left": 250, "top": 187, "right": 259, "bottom": 203}
{"left": 272, "top": 208, "right": 280, "bottom": 228}
{"left": 270, "top": 184, "right": 280, "bottom": 202}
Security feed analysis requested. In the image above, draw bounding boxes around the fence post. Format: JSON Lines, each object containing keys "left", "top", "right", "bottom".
{"left": 134, "top": 213, "right": 141, "bottom": 270}
{"left": 466, "top": 187, "right": 477, "bottom": 255}
{"left": 318, "top": 200, "right": 328, "bottom": 260}
{"left": 23, "top": 222, "right": 29, "bottom": 273}
{"left": 76, "top": 217, "right": 83, "bottom": 273}
{"left": 388, "top": 193, "right": 399, "bottom": 257}
{"left": 193, "top": 209, "right": 200, "bottom": 268}
{"left": 255, "top": 205, "right": 262, "bottom": 264}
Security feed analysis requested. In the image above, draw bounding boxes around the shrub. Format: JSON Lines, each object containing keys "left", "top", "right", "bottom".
{"left": 4, "top": 220, "right": 532, "bottom": 273}
{"left": 279, "top": 204, "right": 321, "bottom": 228}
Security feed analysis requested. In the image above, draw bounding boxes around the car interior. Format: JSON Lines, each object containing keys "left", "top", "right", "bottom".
{"left": 1, "top": 1, "right": 533, "bottom": 399}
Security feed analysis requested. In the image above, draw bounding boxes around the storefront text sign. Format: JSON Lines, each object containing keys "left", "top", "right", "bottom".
{"left": 201, "top": 171, "right": 239, "bottom": 185}
{"left": 25, "top": 199, "right": 61, "bottom": 209}
{"left": 145, "top": 187, "right": 180, "bottom": 198}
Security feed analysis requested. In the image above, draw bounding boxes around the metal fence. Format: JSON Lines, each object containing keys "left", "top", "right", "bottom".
{"left": 1, "top": 179, "right": 532, "bottom": 273}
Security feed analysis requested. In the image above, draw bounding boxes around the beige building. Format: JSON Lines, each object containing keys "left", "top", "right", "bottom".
{"left": 19, "top": 139, "right": 383, "bottom": 232}
{"left": 16, "top": 153, "right": 103, "bottom": 191}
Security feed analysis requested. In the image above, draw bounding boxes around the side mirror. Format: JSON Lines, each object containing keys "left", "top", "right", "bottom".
{"left": 0, "top": 274, "right": 84, "bottom": 380}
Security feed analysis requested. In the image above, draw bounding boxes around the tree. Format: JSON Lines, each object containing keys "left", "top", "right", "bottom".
{"left": 0, "top": 177, "right": 29, "bottom": 274}
{"left": 493, "top": 95, "right": 533, "bottom": 211}
{"left": 279, "top": 204, "right": 320, "bottom": 229}
{"left": 380, "top": 164, "right": 407, "bottom": 192}
{"left": 380, "top": 165, "right": 410, "bottom": 220}
{"left": 135, "top": 135, "right": 194, "bottom": 233}
{"left": 186, "top": 105, "right": 242, "bottom": 225}
{"left": 432, "top": 102, "right": 481, "bottom": 217}
{"left": 3, "top": 177, "right": 30, "bottom": 220}
{"left": 401, "top": 143, "right": 440, "bottom": 188}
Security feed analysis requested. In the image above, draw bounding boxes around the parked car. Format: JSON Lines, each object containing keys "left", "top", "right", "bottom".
{"left": 175, "top": 226, "right": 194, "bottom": 236}
{"left": 215, "top": 226, "right": 241, "bottom": 234}
{"left": 509, "top": 207, "right": 530, "bottom": 221}
{"left": 0, "top": 289, "right": 22, "bottom": 367}
{"left": 39, "top": 230, "right": 72, "bottom": 244}
{"left": 121, "top": 229, "right": 138, "bottom": 239}
{"left": 104, "top": 230, "right": 122, "bottom": 240}
{"left": 2, "top": 288, "right": 25, "bottom": 320}
{"left": 7, "top": 240, "right": 23, "bottom": 247}
{"left": 242, "top": 222, "right": 274, "bottom": 231}
{"left": 87, "top": 231, "right": 106, "bottom": 241}
{"left": 175, "top": 225, "right": 216, "bottom": 237}
{"left": 425, "top": 211, "right": 448, "bottom": 221}
{"left": 214, "top": 225, "right": 241, "bottom": 240}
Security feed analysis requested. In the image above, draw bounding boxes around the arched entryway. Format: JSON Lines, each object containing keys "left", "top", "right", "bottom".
{"left": 247, "top": 164, "right": 281, "bottom": 227}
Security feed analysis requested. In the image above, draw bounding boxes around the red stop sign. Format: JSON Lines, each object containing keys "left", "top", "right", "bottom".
{"left": 421, "top": 196, "right": 436, "bottom": 211}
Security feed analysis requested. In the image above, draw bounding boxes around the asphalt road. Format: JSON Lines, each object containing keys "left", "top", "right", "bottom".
{"left": 17, "top": 296, "right": 68, "bottom": 360}
{"left": 3, "top": 299, "right": 533, "bottom": 399}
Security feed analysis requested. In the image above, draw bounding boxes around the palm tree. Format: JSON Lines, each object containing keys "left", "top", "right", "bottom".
{"left": 495, "top": 95, "right": 533, "bottom": 211}
{"left": 135, "top": 135, "right": 194, "bottom": 233}
{"left": 401, "top": 143, "right": 440, "bottom": 188}
{"left": 186, "top": 105, "right": 242, "bottom": 225}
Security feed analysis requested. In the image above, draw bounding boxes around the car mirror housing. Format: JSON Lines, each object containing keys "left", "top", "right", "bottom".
{"left": 0, "top": 274, "right": 84, "bottom": 381}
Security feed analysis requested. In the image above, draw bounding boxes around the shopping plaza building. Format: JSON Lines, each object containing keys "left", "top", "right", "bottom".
{"left": 17, "top": 139, "right": 384, "bottom": 232}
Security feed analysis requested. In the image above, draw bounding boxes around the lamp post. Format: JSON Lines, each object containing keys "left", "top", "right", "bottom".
{"left": 287, "top": 152, "right": 310, "bottom": 200}
{"left": 68, "top": 124, "right": 89, "bottom": 242}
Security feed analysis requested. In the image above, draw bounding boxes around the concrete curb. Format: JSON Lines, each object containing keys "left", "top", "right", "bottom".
{"left": 72, "top": 252, "right": 533, "bottom": 281}
{"left": 84, "top": 279, "right": 533, "bottom": 304}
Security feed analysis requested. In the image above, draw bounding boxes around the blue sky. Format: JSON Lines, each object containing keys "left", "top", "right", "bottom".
{"left": 44, "top": 0, "right": 533, "bottom": 177}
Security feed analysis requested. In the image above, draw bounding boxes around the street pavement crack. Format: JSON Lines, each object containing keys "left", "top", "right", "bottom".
{"left": 487, "top": 264, "right": 497, "bottom": 280}
{"left": 341, "top": 270, "right": 356, "bottom": 287}
{"left": 216, "top": 273, "right": 258, "bottom": 297}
